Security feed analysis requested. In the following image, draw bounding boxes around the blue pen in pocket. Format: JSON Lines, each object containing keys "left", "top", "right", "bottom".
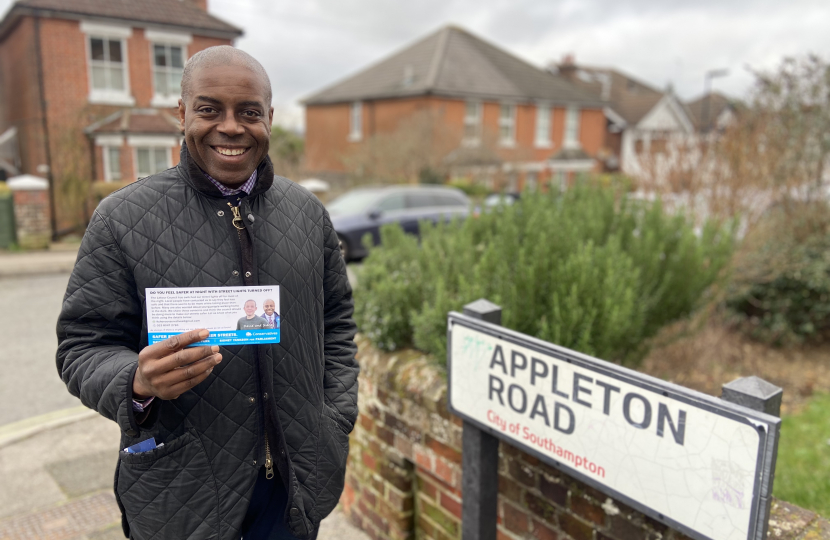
{"left": 123, "top": 437, "right": 164, "bottom": 454}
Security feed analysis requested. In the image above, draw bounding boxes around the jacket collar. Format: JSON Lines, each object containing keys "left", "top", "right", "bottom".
{"left": 177, "top": 142, "right": 275, "bottom": 198}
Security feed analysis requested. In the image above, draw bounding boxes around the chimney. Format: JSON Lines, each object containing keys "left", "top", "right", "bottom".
{"left": 558, "top": 53, "right": 577, "bottom": 80}
{"left": 186, "top": 0, "right": 208, "bottom": 10}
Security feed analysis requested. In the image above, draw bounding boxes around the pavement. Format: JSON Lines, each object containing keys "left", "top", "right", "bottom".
{"left": 0, "top": 246, "right": 368, "bottom": 540}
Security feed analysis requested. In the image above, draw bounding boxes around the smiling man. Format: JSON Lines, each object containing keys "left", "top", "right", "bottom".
{"left": 57, "top": 47, "right": 358, "bottom": 540}
{"left": 261, "top": 298, "right": 280, "bottom": 329}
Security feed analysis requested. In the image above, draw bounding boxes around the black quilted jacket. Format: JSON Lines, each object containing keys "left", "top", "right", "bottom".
{"left": 56, "top": 145, "right": 359, "bottom": 540}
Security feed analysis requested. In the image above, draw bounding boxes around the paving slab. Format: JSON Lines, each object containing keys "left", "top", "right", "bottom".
{"left": 0, "top": 412, "right": 370, "bottom": 540}
{"left": 0, "top": 248, "right": 78, "bottom": 278}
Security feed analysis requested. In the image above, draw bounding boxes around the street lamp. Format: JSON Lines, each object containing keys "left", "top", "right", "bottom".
{"left": 702, "top": 68, "right": 729, "bottom": 133}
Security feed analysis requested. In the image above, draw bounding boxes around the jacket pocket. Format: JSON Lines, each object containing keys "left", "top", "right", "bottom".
{"left": 116, "top": 429, "right": 220, "bottom": 540}
{"left": 312, "top": 407, "right": 351, "bottom": 524}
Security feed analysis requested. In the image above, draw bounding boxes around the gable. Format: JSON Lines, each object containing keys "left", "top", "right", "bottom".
{"left": 637, "top": 96, "right": 693, "bottom": 133}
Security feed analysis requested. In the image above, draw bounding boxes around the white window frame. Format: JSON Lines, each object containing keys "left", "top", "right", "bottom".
{"left": 499, "top": 103, "right": 516, "bottom": 147}
{"left": 535, "top": 103, "right": 552, "bottom": 148}
{"left": 134, "top": 146, "right": 172, "bottom": 179}
{"left": 147, "top": 30, "right": 192, "bottom": 108}
{"left": 349, "top": 102, "right": 362, "bottom": 141}
{"left": 564, "top": 106, "right": 581, "bottom": 149}
{"left": 103, "top": 146, "right": 122, "bottom": 182}
{"left": 94, "top": 135, "right": 125, "bottom": 182}
{"left": 81, "top": 21, "right": 134, "bottom": 106}
{"left": 128, "top": 135, "right": 178, "bottom": 179}
{"left": 463, "top": 101, "right": 482, "bottom": 147}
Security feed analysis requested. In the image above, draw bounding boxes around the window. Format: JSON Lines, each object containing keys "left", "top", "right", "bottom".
{"left": 104, "top": 147, "right": 121, "bottom": 182}
{"left": 525, "top": 172, "right": 538, "bottom": 191}
{"left": 349, "top": 102, "right": 362, "bottom": 141}
{"left": 136, "top": 147, "right": 170, "bottom": 178}
{"left": 81, "top": 22, "right": 133, "bottom": 105}
{"left": 407, "top": 193, "right": 435, "bottom": 208}
{"left": 535, "top": 104, "right": 552, "bottom": 147}
{"left": 499, "top": 104, "right": 516, "bottom": 146}
{"left": 153, "top": 44, "right": 185, "bottom": 100}
{"left": 90, "top": 38, "right": 126, "bottom": 91}
{"left": 463, "top": 101, "right": 481, "bottom": 145}
{"left": 565, "top": 107, "right": 581, "bottom": 148}
{"left": 375, "top": 194, "right": 405, "bottom": 212}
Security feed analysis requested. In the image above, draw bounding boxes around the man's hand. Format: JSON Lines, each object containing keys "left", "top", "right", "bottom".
{"left": 133, "top": 329, "right": 223, "bottom": 400}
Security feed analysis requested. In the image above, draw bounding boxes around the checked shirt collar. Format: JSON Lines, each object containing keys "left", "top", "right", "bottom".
{"left": 204, "top": 168, "right": 258, "bottom": 197}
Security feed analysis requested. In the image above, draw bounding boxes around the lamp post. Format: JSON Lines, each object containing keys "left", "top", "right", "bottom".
{"left": 701, "top": 68, "right": 729, "bottom": 133}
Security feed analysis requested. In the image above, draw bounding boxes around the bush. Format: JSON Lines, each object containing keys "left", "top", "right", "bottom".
{"left": 354, "top": 184, "right": 734, "bottom": 365}
{"left": 726, "top": 200, "right": 830, "bottom": 345}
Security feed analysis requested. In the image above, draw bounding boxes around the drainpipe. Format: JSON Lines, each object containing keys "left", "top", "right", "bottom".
{"left": 33, "top": 15, "right": 57, "bottom": 239}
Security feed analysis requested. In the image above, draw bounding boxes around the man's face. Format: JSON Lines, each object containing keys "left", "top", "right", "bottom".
{"left": 263, "top": 300, "right": 275, "bottom": 316}
{"left": 244, "top": 300, "right": 257, "bottom": 316}
{"left": 178, "top": 64, "right": 274, "bottom": 186}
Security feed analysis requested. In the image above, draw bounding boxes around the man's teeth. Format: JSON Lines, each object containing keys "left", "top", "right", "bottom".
{"left": 216, "top": 147, "right": 247, "bottom": 156}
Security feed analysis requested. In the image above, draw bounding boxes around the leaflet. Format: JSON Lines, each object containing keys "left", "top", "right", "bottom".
{"left": 146, "top": 286, "right": 280, "bottom": 346}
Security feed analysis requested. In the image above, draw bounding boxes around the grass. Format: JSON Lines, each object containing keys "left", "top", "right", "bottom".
{"left": 773, "top": 393, "right": 830, "bottom": 517}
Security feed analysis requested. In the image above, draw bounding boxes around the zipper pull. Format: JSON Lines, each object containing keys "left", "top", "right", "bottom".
{"left": 227, "top": 202, "right": 245, "bottom": 230}
{"left": 265, "top": 438, "right": 275, "bottom": 480}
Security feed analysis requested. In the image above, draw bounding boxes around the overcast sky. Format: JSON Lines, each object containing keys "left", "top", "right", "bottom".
{"left": 2, "top": 0, "right": 829, "bottom": 129}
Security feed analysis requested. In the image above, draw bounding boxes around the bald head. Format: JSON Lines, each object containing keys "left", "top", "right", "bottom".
{"left": 181, "top": 46, "right": 272, "bottom": 105}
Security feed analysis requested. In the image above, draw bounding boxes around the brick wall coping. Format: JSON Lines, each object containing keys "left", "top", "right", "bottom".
{"left": 349, "top": 335, "right": 830, "bottom": 540}
{"left": 7, "top": 175, "right": 48, "bottom": 191}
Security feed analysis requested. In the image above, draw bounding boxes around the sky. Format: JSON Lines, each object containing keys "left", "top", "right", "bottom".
{"left": 2, "top": 0, "right": 829, "bottom": 130}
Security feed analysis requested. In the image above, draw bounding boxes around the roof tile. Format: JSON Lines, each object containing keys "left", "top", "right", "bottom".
{"left": 10, "top": 0, "right": 241, "bottom": 35}
{"left": 304, "top": 26, "right": 603, "bottom": 106}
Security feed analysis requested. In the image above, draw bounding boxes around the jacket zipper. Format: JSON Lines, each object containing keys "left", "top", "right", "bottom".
{"left": 228, "top": 200, "right": 274, "bottom": 481}
{"left": 227, "top": 202, "right": 245, "bottom": 230}
{"left": 265, "top": 437, "right": 274, "bottom": 479}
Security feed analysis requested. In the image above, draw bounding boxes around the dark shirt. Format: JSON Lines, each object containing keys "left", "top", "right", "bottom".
{"left": 237, "top": 315, "right": 269, "bottom": 330}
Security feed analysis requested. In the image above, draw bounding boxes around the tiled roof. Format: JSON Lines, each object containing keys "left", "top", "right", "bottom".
{"left": 5, "top": 0, "right": 241, "bottom": 36}
{"left": 303, "top": 25, "right": 603, "bottom": 107}
{"left": 685, "top": 92, "right": 736, "bottom": 130}
{"left": 86, "top": 109, "right": 181, "bottom": 135}
{"left": 557, "top": 65, "right": 669, "bottom": 126}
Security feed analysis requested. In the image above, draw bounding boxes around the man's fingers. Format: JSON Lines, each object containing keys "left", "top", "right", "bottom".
{"left": 158, "top": 344, "right": 219, "bottom": 372}
{"left": 159, "top": 361, "right": 217, "bottom": 400}
{"left": 140, "top": 329, "right": 210, "bottom": 361}
{"left": 154, "top": 353, "right": 221, "bottom": 390}
{"left": 165, "top": 367, "right": 214, "bottom": 399}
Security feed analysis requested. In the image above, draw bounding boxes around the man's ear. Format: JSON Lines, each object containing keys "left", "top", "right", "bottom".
{"left": 177, "top": 99, "right": 186, "bottom": 132}
{"left": 268, "top": 107, "right": 274, "bottom": 130}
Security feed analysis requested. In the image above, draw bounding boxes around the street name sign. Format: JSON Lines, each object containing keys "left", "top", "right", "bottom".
{"left": 447, "top": 311, "right": 780, "bottom": 540}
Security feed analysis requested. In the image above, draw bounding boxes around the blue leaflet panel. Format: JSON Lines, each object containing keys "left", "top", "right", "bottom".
{"left": 148, "top": 329, "right": 281, "bottom": 346}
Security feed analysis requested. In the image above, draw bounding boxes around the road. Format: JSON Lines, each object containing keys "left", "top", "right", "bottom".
{"left": 0, "top": 273, "right": 79, "bottom": 426}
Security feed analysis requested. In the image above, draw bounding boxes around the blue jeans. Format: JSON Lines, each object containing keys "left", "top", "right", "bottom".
{"left": 240, "top": 468, "right": 313, "bottom": 540}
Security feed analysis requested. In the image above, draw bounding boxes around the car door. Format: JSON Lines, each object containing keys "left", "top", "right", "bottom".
{"left": 403, "top": 192, "right": 438, "bottom": 235}
{"left": 369, "top": 192, "right": 408, "bottom": 244}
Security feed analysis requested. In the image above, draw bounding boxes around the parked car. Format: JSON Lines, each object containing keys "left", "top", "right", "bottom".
{"left": 473, "top": 192, "right": 520, "bottom": 217}
{"left": 327, "top": 185, "right": 470, "bottom": 261}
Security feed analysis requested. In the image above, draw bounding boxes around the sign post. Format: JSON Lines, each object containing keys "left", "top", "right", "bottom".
{"left": 448, "top": 303, "right": 781, "bottom": 540}
{"left": 460, "top": 300, "right": 502, "bottom": 540}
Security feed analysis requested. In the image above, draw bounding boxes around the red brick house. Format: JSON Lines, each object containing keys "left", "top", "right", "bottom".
{"left": 0, "top": 0, "right": 241, "bottom": 233}
{"left": 303, "top": 26, "right": 606, "bottom": 191}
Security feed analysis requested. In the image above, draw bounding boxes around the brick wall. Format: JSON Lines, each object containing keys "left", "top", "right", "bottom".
{"left": 10, "top": 184, "right": 50, "bottom": 249}
{"left": 343, "top": 336, "right": 830, "bottom": 540}
{"left": 304, "top": 97, "right": 606, "bottom": 176}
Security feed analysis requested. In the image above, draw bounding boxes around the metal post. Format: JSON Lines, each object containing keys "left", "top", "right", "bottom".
{"left": 461, "top": 299, "right": 501, "bottom": 540}
{"left": 721, "top": 376, "right": 782, "bottom": 540}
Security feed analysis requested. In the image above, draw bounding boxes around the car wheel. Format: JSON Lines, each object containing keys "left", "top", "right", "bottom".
{"left": 337, "top": 234, "right": 349, "bottom": 262}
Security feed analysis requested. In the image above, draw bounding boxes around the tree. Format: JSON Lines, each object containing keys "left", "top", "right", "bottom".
{"left": 268, "top": 126, "right": 304, "bottom": 178}
{"left": 634, "top": 54, "right": 830, "bottom": 227}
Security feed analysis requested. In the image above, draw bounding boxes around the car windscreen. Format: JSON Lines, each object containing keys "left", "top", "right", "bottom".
{"left": 326, "top": 190, "right": 383, "bottom": 215}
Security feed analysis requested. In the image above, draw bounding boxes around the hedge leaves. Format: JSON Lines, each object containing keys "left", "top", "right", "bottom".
{"left": 354, "top": 184, "right": 734, "bottom": 366}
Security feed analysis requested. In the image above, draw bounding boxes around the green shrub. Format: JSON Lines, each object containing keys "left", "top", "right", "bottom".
{"left": 354, "top": 184, "right": 734, "bottom": 365}
{"left": 726, "top": 200, "right": 830, "bottom": 345}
